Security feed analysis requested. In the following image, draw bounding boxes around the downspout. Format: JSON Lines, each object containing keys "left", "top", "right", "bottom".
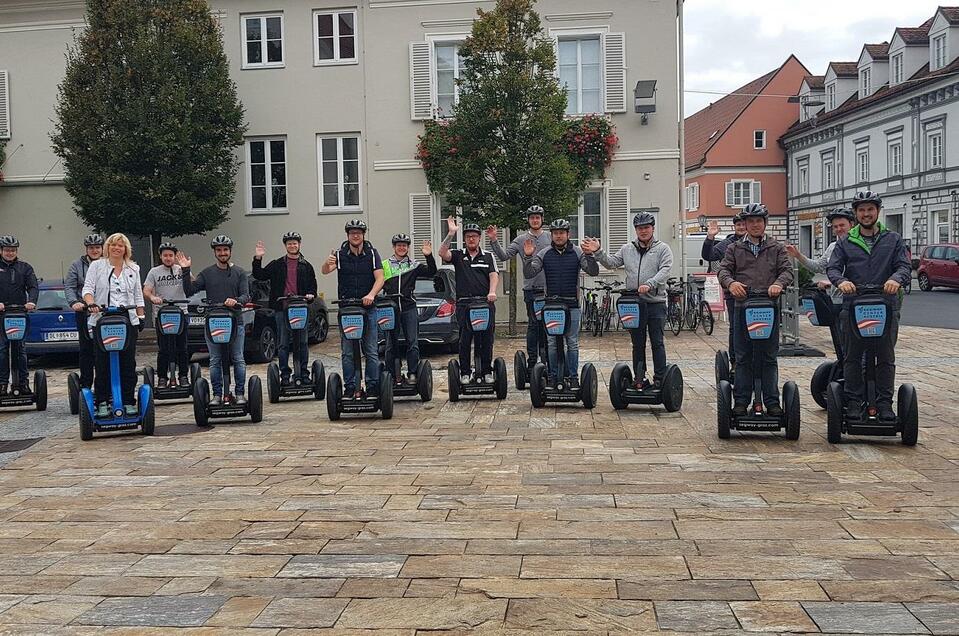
{"left": 677, "top": 0, "right": 687, "bottom": 280}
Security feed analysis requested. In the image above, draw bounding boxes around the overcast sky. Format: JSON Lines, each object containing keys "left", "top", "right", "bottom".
{"left": 684, "top": 0, "right": 946, "bottom": 116}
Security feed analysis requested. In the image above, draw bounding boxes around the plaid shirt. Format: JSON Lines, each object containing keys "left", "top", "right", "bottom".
{"left": 744, "top": 235, "right": 766, "bottom": 257}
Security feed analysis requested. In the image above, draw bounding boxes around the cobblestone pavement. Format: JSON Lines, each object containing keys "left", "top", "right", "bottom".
{"left": 0, "top": 323, "right": 957, "bottom": 634}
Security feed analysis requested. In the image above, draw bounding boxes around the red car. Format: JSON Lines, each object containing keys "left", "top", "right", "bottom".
{"left": 917, "top": 243, "right": 959, "bottom": 291}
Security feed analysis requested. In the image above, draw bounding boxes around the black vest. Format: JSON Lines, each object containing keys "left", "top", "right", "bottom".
{"left": 542, "top": 246, "right": 581, "bottom": 298}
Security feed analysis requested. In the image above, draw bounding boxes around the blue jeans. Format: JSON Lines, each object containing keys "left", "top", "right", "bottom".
{"left": 341, "top": 308, "right": 380, "bottom": 393}
{"left": 384, "top": 306, "right": 420, "bottom": 376}
{"left": 547, "top": 308, "right": 581, "bottom": 380}
{"left": 524, "top": 289, "right": 545, "bottom": 366}
{"left": 206, "top": 328, "right": 246, "bottom": 397}
{"left": 629, "top": 302, "right": 667, "bottom": 382}
{"left": 0, "top": 336, "right": 28, "bottom": 386}
{"left": 276, "top": 313, "right": 309, "bottom": 380}
{"left": 733, "top": 305, "right": 780, "bottom": 408}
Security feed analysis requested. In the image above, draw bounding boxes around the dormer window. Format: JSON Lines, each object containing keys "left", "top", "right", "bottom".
{"left": 826, "top": 83, "right": 836, "bottom": 110}
{"left": 860, "top": 67, "right": 871, "bottom": 97}
{"left": 891, "top": 53, "right": 904, "bottom": 84}
{"left": 933, "top": 34, "right": 947, "bottom": 70}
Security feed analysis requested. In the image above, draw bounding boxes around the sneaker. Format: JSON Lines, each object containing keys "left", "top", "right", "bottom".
{"left": 178, "top": 376, "right": 190, "bottom": 387}
{"left": 845, "top": 402, "right": 866, "bottom": 422}
{"left": 96, "top": 403, "right": 111, "bottom": 418}
{"left": 878, "top": 403, "right": 897, "bottom": 422}
{"left": 0, "top": 384, "right": 7, "bottom": 396}
{"left": 766, "top": 404, "right": 783, "bottom": 417}
{"left": 732, "top": 403, "right": 748, "bottom": 417}
{"left": 235, "top": 394, "right": 247, "bottom": 405}
{"left": 281, "top": 377, "right": 292, "bottom": 387}
{"left": 407, "top": 373, "right": 417, "bottom": 385}
{"left": 568, "top": 377, "right": 580, "bottom": 390}
{"left": 460, "top": 374, "right": 472, "bottom": 385}
{"left": 124, "top": 404, "right": 138, "bottom": 416}
{"left": 344, "top": 385, "right": 355, "bottom": 398}
{"left": 157, "top": 377, "right": 168, "bottom": 389}
{"left": 210, "top": 395, "right": 222, "bottom": 406}
{"left": 482, "top": 374, "right": 494, "bottom": 384}
{"left": 18, "top": 380, "right": 30, "bottom": 394}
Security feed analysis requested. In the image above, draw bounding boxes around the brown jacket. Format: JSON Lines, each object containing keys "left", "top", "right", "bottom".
{"left": 717, "top": 236, "right": 793, "bottom": 291}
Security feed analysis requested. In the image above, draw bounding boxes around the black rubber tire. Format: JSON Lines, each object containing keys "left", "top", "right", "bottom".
{"left": 447, "top": 360, "right": 460, "bottom": 403}
{"left": 267, "top": 363, "right": 280, "bottom": 403}
{"left": 609, "top": 362, "right": 631, "bottom": 410}
{"left": 34, "top": 370, "right": 47, "bottom": 412}
{"left": 312, "top": 359, "right": 326, "bottom": 401}
{"left": 662, "top": 364, "right": 684, "bottom": 413}
{"left": 327, "top": 373, "right": 342, "bottom": 421}
{"left": 140, "top": 390, "right": 156, "bottom": 436}
{"left": 417, "top": 359, "right": 432, "bottom": 402}
{"left": 189, "top": 362, "right": 202, "bottom": 389}
{"left": 714, "top": 350, "right": 730, "bottom": 385}
{"left": 700, "top": 302, "right": 715, "bottom": 335}
{"left": 494, "top": 357, "right": 508, "bottom": 400}
{"left": 309, "top": 312, "right": 329, "bottom": 344}
{"left": 248, "top": 324, "right": 277, "bottom": 363}
{"left": 142, "top": 365, "right": 155, "bottom": 388}
{"left": 826, "top": 381, "right": 844, "bottom": 444}
{"left": 783, "top": 381, "right": 801, "bottom": 441}
{"left": 248, "top": 376, "right": 263, "bottom": 423}
{"left": 898, "top": 383, "right": 919, "bottom": 446}
{"left": 581, "top": 363, "right": 598, "bottom": 409}
{"left": 669, "top": 303, "right": 683, "bottom": 336}
{"left": 380, "top": 372, "right": 394, "bottom": 420}
{"left": 67, "top": 372, "right": 80, "bottom": 416}
{"left": 918, "top": 272, "right": 932, "bottom": 292}
{"left": 529, "top": 363, "right": 547, "bottom": 408}
{"left": 79, "top": 395, "right": 94, "bottom": 441}
{"left": 810, "top": 361, "right": 833, "bottom": 409}
{"left": 717, "top": 379, "right": 732, "bottom": 439}
{"left": 193, "top": 378, "right": 210, "bottom": 427}
{"left": 514, "top": 350, "right": 528, "bottom": 390}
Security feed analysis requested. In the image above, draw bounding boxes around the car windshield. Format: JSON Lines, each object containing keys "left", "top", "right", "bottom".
{"left": 415, "top": 277, "right": 446, "bottom": 296}
{"left": 188, "top": 291, "right": 206, "bottom": 305}
{"left": 37, "top": 289, "right": 68, "bottom": 310}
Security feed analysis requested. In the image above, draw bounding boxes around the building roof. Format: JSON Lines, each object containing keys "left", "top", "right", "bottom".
{"left": 828, "top": 62, "right": 859, "bottom": 78}
{"left": 803, "top": 75, "right": 825, "bottom": 90}
{"left": 863, "top": 43, "right": 890, "bottom": 60}
{"left": 896, "top": 17, "right": 934, "bottom": 45}
{"left": 939, "top": 7, "right": 959, "bottom": 25}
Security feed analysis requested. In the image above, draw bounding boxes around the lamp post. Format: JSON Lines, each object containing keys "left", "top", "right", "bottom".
{"left": 697, "top": 214, "right": 708, "bottom": 232}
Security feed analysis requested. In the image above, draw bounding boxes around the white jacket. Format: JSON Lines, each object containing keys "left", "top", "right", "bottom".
{"left": 81, "top": 259, "right": 145, "bottom": 325}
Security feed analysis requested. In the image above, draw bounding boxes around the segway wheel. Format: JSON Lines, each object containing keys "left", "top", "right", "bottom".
{"left": 717, "top": 380, "right": 733, "bottom": 439}
{"left": 514, "top": 350, "right": 528, "bottom": 390}
{"left": 782, "top": 381, "right": 801, "bottom": 441}
{"left": 380, "top": 372, "right": 394, "bottom": 420}
{"left": 826, "top": 381, "right": 844, "bottom": 444}
{"left": 142, "top": 365, "right": 155, "bottom": 388}
{"left": 581, "top": 363, "right": 598, "bottom": 409}
{"left": 248, "top": 376, "right": 263, "bottom": 423}
{"left": 193, "top": 378, "right": 211, "bottom": 428}
{"left": 326, "top": 373, "right": 343, "bottom": 421}
{"left": 312, "top": 360, "right": 326, "bottom": 401}
{"left": 267, "top": 363, "right": 280, "bottom": 404}
{"left": 447, "top": 360, "right": 461, "bottom": 403}
{"left": 190, "top": 362, "right": 202, "bottom": 389}
{"left": 493, "top": 357, "right": 508, "bottom": 400}
{"left": 609, "top": 363, "right": 631, "bottom": 410}
{"left": 34, "top": 370, "right": 47, "bottom": 412}
{"left": 67, "top": 372, "right": 80, "bottom": 416}
{"left": 417, "top": 359, "right": 432, "bottom": 402}
{"left": 529, "top": 363, "right": 547, "bottom": 408}
{"left": 79, "top": 395, "right": 94, "bottom": 441}
{"left": 662, "top": 365, "right": 684, "bottom": 413}
{"left": 898, "top": 383, "right": 919, "bottom": 447}
{"left": 714, "top": 350, "right": 730, "bottom": 385}
{"left": 810, "top": 361, "right": 834, "bottom": 409}
{"left": 140, "top": 390, "right": 155, "bottom": 436}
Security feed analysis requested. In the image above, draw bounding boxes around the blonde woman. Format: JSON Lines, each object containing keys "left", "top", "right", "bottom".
{"left": 82, "top": 233, "right": 146, "bottom": 418}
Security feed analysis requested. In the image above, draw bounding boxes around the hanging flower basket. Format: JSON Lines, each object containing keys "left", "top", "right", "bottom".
{"left": 561, "top": 114, "right": 619, "bottom": 183}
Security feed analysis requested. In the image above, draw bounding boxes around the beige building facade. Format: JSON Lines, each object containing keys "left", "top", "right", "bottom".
{"left": 1, "top": 0, "right": 682, "bottom": 300}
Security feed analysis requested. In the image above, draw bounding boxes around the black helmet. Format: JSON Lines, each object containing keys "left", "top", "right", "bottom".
{"left": 391, "top": 233, "right": 411, "bottom": 245}
{"left": 345, "top": 219, "right": 367, "bottom": 233}
{"left": 526, "top": 204, "right": 545, "bottom": 218}
{"left": 83, "top": 234, "right": 104, "bottom": 247}
{"left": 826, "top": 208, "right": 855, "bottom": 224}
{"left": 157, "top": 242, "right": 178, "bottom": 254}
{"left": 282, "top": 231, "right": 302, "bottom": 244}
{"left": 732, "top": 212, "right": 745, "bottom": 223}
{"left": 0, "top": 235, "right": 20, "bottom": 248}
{"left": 851, "top": 191, "right": 882, "bottom": 210}
{"left": 740, "top": 203, "right": 769, "bottom": 219}
{"left": 632, "top": 212, "right": 656, "bottom": 227}
{"left": 549, "top": 219, "right": 571, "bottom": 231}
{"left": 462, "top": 223, "right": 482, "bottom": 235}
{"left": 210, "top": 235, "right": 233, "bottom": 249}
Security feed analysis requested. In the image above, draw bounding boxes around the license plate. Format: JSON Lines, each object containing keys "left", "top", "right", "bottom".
{"left": 43, "top": 331, "right": 78, "bottom": 342}
{"left": 189, "top": 316, "right": 205, "bottom": 326}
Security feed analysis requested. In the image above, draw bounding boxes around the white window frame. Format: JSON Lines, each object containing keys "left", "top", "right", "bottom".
{"left": 856, "top": 147, "right": 870, "bottom": 184}
{"left": 241, "top": 13, "right": 285, "bottom": 69}
{"left": 927, "top": 130, "right": 944, "bottom": 170}
{"left": 312, "top": 9, "right": 358, "bottom": 66}
{"left": 860, "top": 67, "right": 871, "bottom": 96}
{"left": 891, "top": 53, "right": 904, "bottom": 85}
{"left": 888, "top": 139, "right": 903, "bottom": 177}
{"left": 753, "top": 130, "right": 766, "bottom": 149}
{"left": 317, "top": 134, "right": 363, "bottom": 213}
{"left": 797, "top": 162, "right": 809, "bottom": 195}
{"left": 932, "top": 210, "right": 950, "bottom": 244}
{"left": 428, "top": 34, "right": 468, "bottom": 118}
{"left": 821, "top": 153, "right": 835, "bottom": 190}
{"left": 569, "top": 190, "right": 604, "bottom": 245}
{"left": 557, "top": 34, "right": 604, "bottom": 116}
{"left": 245, "top": 137, "right": 288, "bottom": 214}
{"left": 687, "top": 183, "right": 700, "bottom": 211}
{"left": 728, "top": 180, "right": 755, "bottom": 207}
{"left": 826, "top": 83, "right": 836, "bottom": 110}
{"left": 934, "top": 34, "right": 948, "bottom": 70}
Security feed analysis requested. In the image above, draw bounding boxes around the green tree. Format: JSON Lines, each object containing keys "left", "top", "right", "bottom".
{"left": 417, "top": 0, "right": 615, "bottom": 333}
{"left": 51, "top": 0, "right": 246, "bottom": 257}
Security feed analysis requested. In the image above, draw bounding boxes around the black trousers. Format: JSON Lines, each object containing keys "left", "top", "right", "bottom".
{"left": 94, "top": 331, "right": 138, "bottom": 405}
{"left": 76, "top": 313, "right": 96, "bottom": 388}
{"left": 157, "top": 330, "right": 189, "bottom": 380}
{"left": 457, "top": 303, "right": 495, "bottom": 376}
{"left": 629, "top": 302, "right": 667, "bottom": 382}
{"left": 842, "top": 307, "right": 899, "bottom": 407}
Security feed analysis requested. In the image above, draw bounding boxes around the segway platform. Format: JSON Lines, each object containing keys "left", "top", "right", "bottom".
{"left": 326, "top": 299, "right": 394, "bottom": 420}
{"left": 801, "top": 288, "right": 844, "bottom": 409}
{"left": 0, "top": 308, "right": 47, "bottom": 411}
{"left": 447, "top": 299, "right": 507, "bottom": 402}
{"left": 528, "top": 299, "right": 597, "bottom": 409}
{"left": 268, "top": 296, "right": 326, "bottom": 403}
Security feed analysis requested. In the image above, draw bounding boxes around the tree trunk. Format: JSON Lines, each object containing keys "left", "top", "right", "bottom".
{"left": 508, "top": 262, "right": 518, "bottom": 336}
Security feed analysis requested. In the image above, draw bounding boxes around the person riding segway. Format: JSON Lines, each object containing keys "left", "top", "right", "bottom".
{"left": 487, "top": 205, "right": 552, "bottom": 389}
{"left": 0, "top": 235, "right": 41, "bottom": 404}
{"left": 716, "top": 204, "right": 800, "bottom": 440}
{"left": 523, "top": 219, "right": 600, "bottom": 408}
{"left": 252, "top": 231, "right": 324, "bottom": 403}
{"left": 593, "top": 213, "right": 683, "bottom": 411}
{"left": 321, "top": 219, "right": 394, "bottom": 419}
{"left": 381, "top": 233, "right": 436, "bottom": 402}
{"left": 702, "top": 213, "right": 746, "bottom": 372}
{"left": 439, "top": 217, "right": 507, "bottom": 401}
{"left": 0, "top": 305, "right": 47, "bottom": 412}
{"left": 66, "top": 234, "right": 103, "bottom": 414}
{"left": 825, "top": 191, "right": 917, "bottom": 445}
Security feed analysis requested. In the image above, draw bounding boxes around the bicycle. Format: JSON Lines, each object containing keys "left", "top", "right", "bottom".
{"left": 580, "top": 286, "right": 599, "bottom": 333}
{"left": 593, "top": 282, "right": 622, "bottom": 337}
{"left": 684, "top": 276, "right": 715, "bottom": 336}
{"left": 666, "top": 278, "right": 684, "bottom": 336}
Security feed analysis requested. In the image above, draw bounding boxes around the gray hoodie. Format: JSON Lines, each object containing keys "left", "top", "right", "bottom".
{"left": 595, "top": 239, "right": 673, "bottom": 303}
{"left": 65, "top": 256, "right": 93, "bottom": 305}
{"left": 490, "top": 230, "right": 552, "bottom": 291}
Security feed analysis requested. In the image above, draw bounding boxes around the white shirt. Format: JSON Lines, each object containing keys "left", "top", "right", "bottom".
{"left": 81, "top": 259, "right": 144, "bottom": 326}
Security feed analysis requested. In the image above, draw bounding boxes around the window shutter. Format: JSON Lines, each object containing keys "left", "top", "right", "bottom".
{"left": 606, "top": 186, "right": 630, "bottom": 250}
{"left": 409, "top": 42, "right": 433, "bottom": 121}
{"left": 409, "top": 193, "right": 434, "bottom": 253}
{"left": 0, "top": 70, "right": 9, "bottom": 139}
{"left": 725, "top": 181, "right": 734, "bottom": 206}
{"left": 603, "top": 33, "right": 627, "bottom": 113}
{"left": 752, "top": 180, "right": 762, "bottom": 205}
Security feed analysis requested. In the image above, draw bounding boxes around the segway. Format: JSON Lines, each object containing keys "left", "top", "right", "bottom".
{"left": 267, "top": 295, "right": 326, "bottom": 403}
{"left": 529, "top": 296, "right": 597, "bottom": 408}
{"left": 141, "top": 300, "right": 201, "bottom": 402}
{"left": 326, "top": 299, "right": 394, "bottom": 420}
{"left": 514, "top": 292, "right": 547, "bottom": 390}
{"left": 716, "top": 290, "right": 800, "bottom": 440}
{"left": 0, "top": 306, "right": 47, "bottom": 411}
{"left": 801, "top": 287, "right": 844, "bottom": 408}
{"left": 447, "top": 297, "right": 507, "bottom": 402}
{"left": 78, "top": 306, "right": 153, "bottom": 440}
{"left": 192, "top": 301, "right": 263, "bottom": 427}
{"left": 608, "top": 293, "right": 683, "bottom": 412}
{"left": 826, "top": 285, "right": 918, "bottom": 446}
{"left": 378, "top": 295, "right": 432, "bottom": 402}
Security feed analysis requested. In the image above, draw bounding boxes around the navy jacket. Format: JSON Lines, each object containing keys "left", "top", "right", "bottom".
{"left": 826, "top": 224, "right": 911, "bottom": 300}
{"left": 524, "top": 243, "right": 599, "bottom": 305}
{"left": 0, "top": 259, "right": 39, "bottom": 307}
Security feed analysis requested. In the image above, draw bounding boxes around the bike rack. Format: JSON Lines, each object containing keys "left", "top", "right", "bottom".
{"left": 778, "top": 261, "right": 826, "bottom": 358}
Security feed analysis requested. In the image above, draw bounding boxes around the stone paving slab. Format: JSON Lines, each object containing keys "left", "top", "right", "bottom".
{"left": 0, "top": 326, "right": 957, "bottom": 632}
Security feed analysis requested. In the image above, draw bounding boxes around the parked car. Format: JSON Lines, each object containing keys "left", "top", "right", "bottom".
{"left": 186, "top": 279, "right": 329, "bottom": 363}
{"left": 23, "top": 279, "right": 81, "bottom": 355}
{"left": 917, "top": 243, "right": 959, "bottom": 291}
{"left": 377, "top": 269, "right": 459, "bottom": 353}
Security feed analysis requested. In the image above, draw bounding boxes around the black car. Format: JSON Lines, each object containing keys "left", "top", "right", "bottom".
{"left": 187, "top": 279, "right": 329, "bottom": 363}
{"left": 379, "top": 269, "right": 459, "bottom": 352}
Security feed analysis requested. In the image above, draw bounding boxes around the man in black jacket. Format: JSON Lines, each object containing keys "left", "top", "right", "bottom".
{"left": 702, "top": 213, "right": 746, "bottom": 366}
{"left": 0, "top": 236, "right": 39, "bottom": 395}
{"left": 382, "top": 234, "right": 436, "bottom": 384}
{"left": 252, "top": 231, "right": 318, "bottom": 385}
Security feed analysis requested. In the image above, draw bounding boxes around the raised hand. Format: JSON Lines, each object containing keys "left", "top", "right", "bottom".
{"left": 485, "top": 225, "right": 498, "bottom": 241}
{"left": 176, "top": 252, "right": 191, "bottom": 268}
{"left": 523, "top": 238, "right": 535, "bottom": 257}
{"left": 446, "top": 216, "right": 459, "bottom": 234}
{"left": 326, "top": 251, "right": 337, "bottom": 269}
{"left": 581, "top": 237, "right": 600, "bottom": 254}
{"left": 785, "top": 244, "right": 800, "bottom": 258}
{"left": 254, "top": 240, "right": 266, "bottom": 259}
{"left": 707, "top": 221, "right": 720, "bottom": 239}
{"left": 422, "top": 240, "right": 432, "bottom": 256}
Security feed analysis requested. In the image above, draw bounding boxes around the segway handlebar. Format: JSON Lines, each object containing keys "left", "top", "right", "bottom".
{"left": 277, "top": 295, "right": 315, "bottom": 304}
{"left": 0, "top": 304, "right": 29, "bottom": 313}
{"left": 852, "top": 284, "right": 892, "bottom": 295}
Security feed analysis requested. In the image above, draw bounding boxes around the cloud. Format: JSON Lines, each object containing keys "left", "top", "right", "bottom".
{"left": 684, "top": 0, "right": 943, "bottom": 115}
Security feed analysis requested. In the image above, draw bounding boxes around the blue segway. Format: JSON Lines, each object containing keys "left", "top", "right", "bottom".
{"left": 447, "top": 297, "right": 507, "bottom": 402}
{"left": 267, "top": 295, "right": 325, "bottom": 403}
{"left": 142, "top": 300, "right": 201, "bottom": 402}
{"left": 0, "top": 306, "right": 47, "bottom": 411}
{"left": 801, "top": 287, "right": 844, "bottom": 409}
{"left": 326, "top": 299, "right": 394, "bottom": 420}
{"left": 529, "top": 296, "right": 597, "bottom": 409}
{"left": 79, "top": 306, "right": 153, "bottom": 441}
{"left": 514, "top": 291, "right": 547, "bottom": 390}
{"left": 378, "top": 295, "right": 432, "bottom": 402}
{"left": 608, "top": 293, "right": 683, "bottom": 412}
{"left": 826, "top": 285, "right": 917, "bottom": 446}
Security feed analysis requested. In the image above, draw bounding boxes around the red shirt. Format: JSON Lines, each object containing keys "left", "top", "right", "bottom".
{"left": 284, "top": 256, "right": 298, "bottom": 296}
